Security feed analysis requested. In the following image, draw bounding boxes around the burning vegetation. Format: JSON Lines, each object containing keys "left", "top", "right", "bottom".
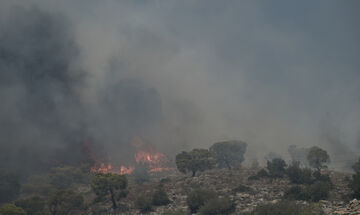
{"left": 90, "top": 136, "right": 173, "bottom": 175}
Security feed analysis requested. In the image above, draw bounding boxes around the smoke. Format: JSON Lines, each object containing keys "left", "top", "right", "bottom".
{"left": 0, "top": 0, "right": 359, "bottom": 173}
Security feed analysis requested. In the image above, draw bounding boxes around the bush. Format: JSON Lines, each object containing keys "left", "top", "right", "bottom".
{"left": 286, "top": 162, "right": 313, "bottom": 184}
{"left": 307, "top": 146, "right": 330, "bottom": 171}
{"left": 49, "top": 166, "right": 88, "bottom": 189}
{"left": 135, "top": 196, "right": 153, "bottom": 213}
{"left": 187, "top": 189, "right": 217, "bottom": 213}
{"left": 0, "top": 170, "right": 20, "bottom": 203}
{"left": 48, "top": 189, "right": 84, "bottom": 215}
{"left": 0, "top": 204, "right": 26, "bottom": 215}
{"left": 161, "top": 209, "right": 187, "bottom": 215}
{"left": 349, "top": 173, "right": 360, "bottom": 199}
{"left": 198, "top": 197, "right": 235, "bottom": 215}
{"left": 248, "top": 169, "right": 269, "bottom": 180}
{"left": 15, "top": 196, "right": 45, "bottom": 215}
{"left": 312, "top": 171, "right": 332, "bottom": 187}
{"left": 352, "top": 157, "right": 360, "bottom": 174}
{"left": 152, "top": 188, "right": 171, "bottom": 206}
{"left": 133, "top": 164, "right": 150, "bottom": 185}
{"left": 244, "top": 200, "right": 325, "bottom": 215}
{"left": 306, "top": 181, "right": 331, "bottom": 202}
{"left": 232, "top": 184, "right": 253, "bottom": 193}
{"left": 284, "top": 186, "right": 309, "bottom": 201}
{"left": 284, "top": 181, "right": 331, "bottom": 202}
{"left": 267, "top": 158, "right": 287, "bottom": 178}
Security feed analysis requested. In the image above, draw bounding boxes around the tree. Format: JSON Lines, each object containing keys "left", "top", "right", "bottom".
{"left": 0, "top": 169, "right": 21, "bottom": 203}
{"left": 209, "top": 140, "right": 247, "bottom": 170}
{"left": 352, "top": 157, "right": 360, "bottom": 174}
{"left": 90, "top": 173, "right": 128, "bottom": 209}
{"left": 15, "top": 196, "right": 45, "bottom": 215}
{"left": 176, "top": 149, "right": 215, "bottom": 177}
{"left": 307, "top": 146, "right": 330, "bottom": 171}
{"left": 286, "top": 161, "right": 313, "bottom": 184}
{"left": 48, "top": 189, "right": 83, "bottom": 215}
{"left": 0, "top": 204, "right": 26, "bottom": 215}
{"left": 267, "top": 158, "right": 287, "bottom": 178}
{"left": 186, "top": 189, "right": 217, "bottom": 213}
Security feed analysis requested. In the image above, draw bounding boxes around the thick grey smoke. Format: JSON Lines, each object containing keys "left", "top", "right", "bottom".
{"left": 0, "top": 0, "right": 359, "bottom": 173}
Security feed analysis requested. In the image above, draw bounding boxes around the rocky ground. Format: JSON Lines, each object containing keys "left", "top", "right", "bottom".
{"left": 85, "top": 168, "right": 359, "bottom": 215}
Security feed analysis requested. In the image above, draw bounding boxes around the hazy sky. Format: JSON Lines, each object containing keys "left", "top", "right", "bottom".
{"left": 1, "top": 0, "right": 359, "bottom": 169}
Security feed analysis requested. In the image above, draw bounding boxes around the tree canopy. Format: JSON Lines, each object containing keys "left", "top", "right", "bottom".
{"left": 176, "top": 149, "right": 215, "bottom": 177}
{"left": 90, "top": 173, "right": 128, "bottom": 209}
{"left": 209, "top": 140, "right": 247, "bottom": 170}
{"left": 307, "top": 146, "right": 330, "bottom": 171}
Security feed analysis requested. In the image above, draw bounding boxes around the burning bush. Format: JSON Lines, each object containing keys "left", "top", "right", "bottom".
{"left": 209, "top": 140, "right": 247, "bottom": 170}
{"left": 176, "top": 149, "right": 215, "bottom": 177}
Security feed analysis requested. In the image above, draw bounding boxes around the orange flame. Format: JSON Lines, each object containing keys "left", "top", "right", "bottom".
{"left": 90, "top": 136, "right": 172, "bottom": 175}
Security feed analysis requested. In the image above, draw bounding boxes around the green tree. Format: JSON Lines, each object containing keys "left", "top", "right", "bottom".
{"left": 267, "top": 158, "right": 287, "bottom": 178}
{"left": 90, "top": 173, "right": 128, "bottom": 209}
{"left": 209, "top": 140, "right": 247, "bottom": 170}
{"left": 48, "top": 190, "right": 83, "bottom": 215}
{"left": 49, "top": 166, "right": 88, "bottom": 189}
{"left": 0, "top": 169, "right": 20, "bottom": 203}
{"left": 286, "top": 162, "right": 313, "bottom": 184}
{"left": 15, "top": 196, "right": 45, "bottom": 215}
{"left": 307, "top": 146, "right": 330, "bottom": 171}
{"left": 0, "top": 204, "right": 26, "bottom": 215}
{"left": 176, "top": 149, "right": 215, "bottom": 177}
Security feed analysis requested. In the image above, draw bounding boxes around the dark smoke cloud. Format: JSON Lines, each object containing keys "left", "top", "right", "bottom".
{"left": 0, "top": 0, "right": 360, "bottom": 173}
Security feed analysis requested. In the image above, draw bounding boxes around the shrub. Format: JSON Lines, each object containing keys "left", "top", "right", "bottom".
{"left": 0, "top": 170, "right": 20, "bottom": 203}
{"left": 286, "top": 162, "right": 313, "bottom": 184}
{"left": 135, "top": 196, "right": 153, "bottom": 213}
{"left": 232, "top": 184, "right": 253, "bottom": 193}
{"left": 152, "top": 188, "right": 171, "bottom": 206}
{"left": 312, "top": 171, "right": 332, "bottom": 187}
{"left": 15, "top": 196, "right": 45, "bottom": 215}
{"left": 209, "top": 140, "right": 247, "bottom": 170}
{"left": 133, "top": 164, "right": 150, "bottom": 185}
{"left": 0, "top": 204, "right": 26, "bottom": 215}
{"left": 198, "top": 196, "right": 235, "bottom": 215}
{"left": 284, "top": 186, "right": 310, "bottom": 201}
{"left": 49, "top": 166, "right": 88, "bottom": 189}
{"left": 248, "top": 169, "right": 269, "bottom": 180}
{"left": 306, "top": 181, "right": 331, "bottom": 202}
{"left": 267, "top": 158, "right": 287, "bottom": 178}
{"left": 349, "top": 173, "right": 360, "bottom": 199}
{"left": 48, "top": 189, "right": 84, "bottom": 215}
{"left": 352, "top": 157, "right": 360, "bottom": 174}
{"left": 161, "top": 209, "right": 187, "bottom": 215}
{"left": 244, "top": 200, "right": 325, "bottom": 215}
{"left": 186, "top": 189, "right": 217, "bottom": 213}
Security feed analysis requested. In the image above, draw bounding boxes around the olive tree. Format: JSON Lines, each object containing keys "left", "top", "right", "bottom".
{"left": 90, "top": 173, "right": 128, "bottom": 209}
{"left": 176, "top": 149, "right": 215, "bottom": 177}
{"left": 48, "top": 190, "right": 83, "bottom": 215}
{"left": 307, "top": 146, "right": 330, "bottom": 171}
{"left": 209, "top": 140, "right": 247, "bottom": 170}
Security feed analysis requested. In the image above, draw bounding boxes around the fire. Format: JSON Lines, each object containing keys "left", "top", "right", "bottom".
{"left": 89, "top": 136, "right": 172, "bottom": 175}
